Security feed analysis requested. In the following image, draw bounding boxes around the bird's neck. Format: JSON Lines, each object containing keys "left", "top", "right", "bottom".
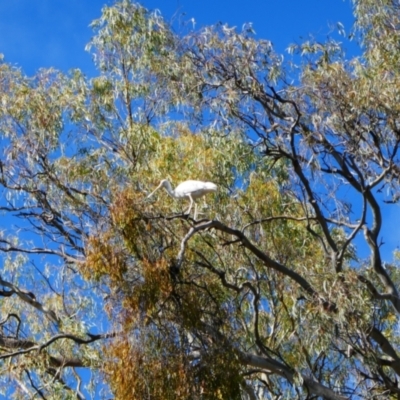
{"left": 163, "top": 181, "right": 175, "bottom": 197}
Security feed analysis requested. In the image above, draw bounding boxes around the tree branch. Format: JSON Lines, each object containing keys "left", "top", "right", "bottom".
{"left": 178, "top": 219, "right": 336, "bottom": 311}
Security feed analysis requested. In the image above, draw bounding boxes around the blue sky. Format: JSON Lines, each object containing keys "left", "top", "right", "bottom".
{"left": 0, "top": 0, "right": 356, "bottom": 76}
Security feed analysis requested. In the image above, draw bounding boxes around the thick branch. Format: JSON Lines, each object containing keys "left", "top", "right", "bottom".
{"left": 0, "top": 277, "right": 59, "bottom": 323}
{"left": 0, "top": 331, "right": 117, "bottom": 366}
{"left": 239, "top": 352, "right": 346, "bottom": 400}
{"left": 200, "top": 321, "right": 346, "bottom": 400}
{"left": 178, "top": 219, "right": 336, "bottom": 311}
{"left": 362, "top": 227, "right": 400, "bottom": 312}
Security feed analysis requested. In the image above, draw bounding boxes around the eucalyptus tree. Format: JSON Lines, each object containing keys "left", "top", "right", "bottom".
{"left": 0, "top": 0, "right": 399, "bottom": 399}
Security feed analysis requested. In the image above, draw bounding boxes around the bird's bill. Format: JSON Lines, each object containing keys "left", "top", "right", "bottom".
{"left": 146, "top": 182, "right": 163, "bottom": 199}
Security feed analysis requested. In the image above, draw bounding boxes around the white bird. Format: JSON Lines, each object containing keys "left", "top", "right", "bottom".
{"left": 147, "top": 179, "right": 217, "bottom": 219}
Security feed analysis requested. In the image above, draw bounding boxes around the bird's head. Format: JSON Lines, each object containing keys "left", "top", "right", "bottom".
{"left": 146, "top": 179, "right": 172, "bottom": 199}
{"left": 159, "top": 179, "right": 168, "bottom": 187}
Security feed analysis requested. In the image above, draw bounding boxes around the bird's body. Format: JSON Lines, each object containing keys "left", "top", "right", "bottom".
{"left": 147, "top": 179, "right": 217, "bottom": 219}
{"left": 168, "top": 180, "right": 217, "bottom": 199}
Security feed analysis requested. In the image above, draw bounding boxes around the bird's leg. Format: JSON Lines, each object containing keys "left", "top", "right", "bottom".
{"left": 194, "top": 202, "right": 198, "bottom": 220}
{"left": 185, "top": 195, "right": 194, "bottom": 217}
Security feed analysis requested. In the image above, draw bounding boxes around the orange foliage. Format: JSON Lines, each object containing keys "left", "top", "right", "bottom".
{"left": 103, "top": 335, "right": 192, "bottom": 400}
{"left": 103, "top": 333, "right": 243, "bottom": 400}
{"left": 122, "top": 258, "right": 173, "bottom": 319}
{"left": 110, "top": 187, "right": 144, "bottom": 228}
{"left": 84, "top": 232, "right": 128, "bottom": 282}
